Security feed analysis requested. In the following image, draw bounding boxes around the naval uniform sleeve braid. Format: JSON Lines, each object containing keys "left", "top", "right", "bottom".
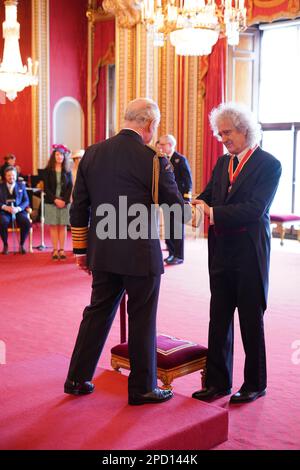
{"left": 70, "top": 156, "right": 91, "bottom": 255}
{"left": 71, "top": 226, "right": 89, "bottom": 254}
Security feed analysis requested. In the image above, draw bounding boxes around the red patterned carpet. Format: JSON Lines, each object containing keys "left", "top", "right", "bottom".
{"left": 0, "top": 226, "right": 300, "bottom": 449}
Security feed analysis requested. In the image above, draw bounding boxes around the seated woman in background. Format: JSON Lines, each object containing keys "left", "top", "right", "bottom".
{"left": 44, "top": 145, "right": 73, "bottom": 260}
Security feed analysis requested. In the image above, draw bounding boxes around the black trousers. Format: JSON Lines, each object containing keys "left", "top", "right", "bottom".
{"left": 0, "top": 211, "right": 31, "bottom": 245}
{"left": 67, "top": 270, "right": 161, "bottom": 395}
{"left": 164, "top": 211, "right": 184, "bottom": 259}
{"left": 206, "top": 232, "right": 266, "bottom": 392}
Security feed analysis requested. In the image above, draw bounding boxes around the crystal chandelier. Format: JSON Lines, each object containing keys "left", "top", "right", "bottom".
{"left": 0, "top": 0, "right": 38, "bottom": 101}
{"left": 140, "top": 0, "right": 247, "bottom": 56}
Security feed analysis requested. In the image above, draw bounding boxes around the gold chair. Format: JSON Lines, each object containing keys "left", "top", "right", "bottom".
{"left": 7, "top": 207, "right": 33, "bottom": 253}
{"left": 270, "top": 214, "right": 300, "bottom": 245}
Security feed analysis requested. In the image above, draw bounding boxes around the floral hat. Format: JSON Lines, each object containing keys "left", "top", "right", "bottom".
{"left": 52, "top": 144, "right": 71, "bottom": 155}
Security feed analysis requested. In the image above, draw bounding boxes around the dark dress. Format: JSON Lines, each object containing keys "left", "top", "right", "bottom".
{"left": 44, "top": 169, "right": 72, "bottom": 225}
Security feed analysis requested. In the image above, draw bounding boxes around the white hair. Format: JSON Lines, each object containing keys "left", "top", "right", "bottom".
{"left": 209, "top": 102, "right": 261, "bottom": 147}
{"left": 160, "top": 134, "right": 177, "bottom": 149}
{"left": 124, "top": 98, "right": 160, "bottom": 128}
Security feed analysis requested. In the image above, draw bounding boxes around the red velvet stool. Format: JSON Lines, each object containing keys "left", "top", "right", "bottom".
{"left": 270, "top": 214, "right": 300, "bottom": 245}
{"left": 111, "top": 333, "right": 207, "bottom": 390}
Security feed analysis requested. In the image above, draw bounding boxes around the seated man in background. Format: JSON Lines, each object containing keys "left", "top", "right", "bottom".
{"left": 0, "top": 166, "right": 31, "bottom": 254}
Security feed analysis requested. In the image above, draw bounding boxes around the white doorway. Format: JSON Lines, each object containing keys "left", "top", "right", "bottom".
{"left": 53, "top": 97, "right": 84, "bottom": 152}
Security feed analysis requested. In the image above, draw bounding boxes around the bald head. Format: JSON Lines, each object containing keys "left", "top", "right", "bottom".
{"left": 124, "top": 98, "right": 160, "bottom": 144}
{"left": 157, "top": 134, "right": 176, "bottom": 157}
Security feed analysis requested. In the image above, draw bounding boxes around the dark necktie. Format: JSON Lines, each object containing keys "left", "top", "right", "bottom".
{"left": 233, "top": 155, "right": 239, "bottom": 172}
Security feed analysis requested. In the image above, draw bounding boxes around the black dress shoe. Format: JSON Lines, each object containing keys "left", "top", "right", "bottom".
{"left": 129, "top": 387, "right": 173, "bottom": 405}
{"left": 230, "top": 389, "right": 266, "bottom": 404}
{"left": 64, "top": 379, "right": 95, "bottom": 395}
{"left": 166, "top": 256, "right": 184, "bottom": 265}
{"left": 19, "top": 245, "right": 26, "bottom": 254}
{"left": 2, "top": 244, "right": 8, "bottom": 255}
{"left": 192, "top": 386, "right": 231, "bottom": 401}
{"left": 164, "top": 255, "right": 174, "bottom": 263}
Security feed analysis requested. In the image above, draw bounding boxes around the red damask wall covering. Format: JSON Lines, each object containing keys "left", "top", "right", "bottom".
{"left": 0, "top": 0, "right": 88, "bottom": 175}
{"left": 49, "top": 0, "right": 88, "bottom": 147}
{"left": 0, "top": 0, "right": 32, "bottom": 175}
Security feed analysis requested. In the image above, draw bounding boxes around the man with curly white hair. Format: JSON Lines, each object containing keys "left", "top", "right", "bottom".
{"left": 192, "top": 102, "right": 282, "bottom": 404}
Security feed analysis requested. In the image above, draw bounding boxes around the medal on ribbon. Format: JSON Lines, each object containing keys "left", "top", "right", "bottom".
{"left": 228, "top": 145, "right": 258, "bottom": 192}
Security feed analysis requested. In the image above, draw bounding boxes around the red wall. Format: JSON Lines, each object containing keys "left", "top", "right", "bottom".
{"left": 0, "top": 0, "right": 88, "bottom": 176}
{"left": 49, "top": 0, "right": 88, "bottom": 148}
{"left": 0, "top": 0, "right": 33, "bottom": 175}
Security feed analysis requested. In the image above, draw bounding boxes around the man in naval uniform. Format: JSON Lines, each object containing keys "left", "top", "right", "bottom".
{"left": 64, "top": 98, "right": 187, "bottom": 405}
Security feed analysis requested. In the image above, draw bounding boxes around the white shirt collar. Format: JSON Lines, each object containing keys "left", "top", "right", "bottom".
{"left": 123, "top": 127, "right": 143, "bottom": 138}
{"left": 235, "top": 147, "right": 250, "bottom": 162}
{"left": 6, "top": 182, "right": 16, "bottom": 193}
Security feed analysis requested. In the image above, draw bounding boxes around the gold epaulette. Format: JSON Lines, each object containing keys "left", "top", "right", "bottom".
{"left": 71, "top": 226, "right": 89, "bottom": 250}
{"left": 184, "top": 192, "right": 192, "bottom": 200}
{"left": 146, "top": 144, "right": 166, "bottom": 158}
{"left": 152, "top": 152, "right": 161, "bottom": 207}
{"left": 157, "top": 151, "right": 167, "bottom": 158}
{"left": 146, "top": 144, "right": 156, "bottom": 152}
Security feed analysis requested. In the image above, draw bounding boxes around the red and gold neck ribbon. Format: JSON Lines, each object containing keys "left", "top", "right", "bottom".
{"left": 228, "top": 145, "right": 258, "bottom": 186}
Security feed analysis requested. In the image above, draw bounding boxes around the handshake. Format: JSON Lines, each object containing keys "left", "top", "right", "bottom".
{"left": 191, "top": 199, "right": 210, "bottom": 215}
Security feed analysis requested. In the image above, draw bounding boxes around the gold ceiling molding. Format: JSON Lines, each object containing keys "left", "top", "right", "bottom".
{"left": 86, "top": 4, "right": 113, "bottom": 23}
{"left": 247, "top": 0, "right": 300, "bottom": 24}
{"left": 103, "top": 0, "right": 141, "bottom": 28}
{"left": 254, "top": 0, "right": 293, "bottom": 7}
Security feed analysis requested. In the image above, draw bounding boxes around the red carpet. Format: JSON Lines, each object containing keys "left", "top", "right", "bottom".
{"left": 0, "top": 354, "right": 227, "bottom": 450}
{"left": 1, "top": 226, "right": 300, "bottom": 449}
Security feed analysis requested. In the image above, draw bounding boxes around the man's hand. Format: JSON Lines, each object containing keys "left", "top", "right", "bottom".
{"left": 3, "top": 205, "right": 13, "bottom": 214}
{"left": 2, "top": 205, "right": 19, "bottom": 214}
{"left": 75, "top": 255, "right": 91, "bottom": 275}
{"left": 11, "top": 206, "right": 20, "bottom": 215}
{"left": 191, "top": 199, "right": 210, "bottom": 217}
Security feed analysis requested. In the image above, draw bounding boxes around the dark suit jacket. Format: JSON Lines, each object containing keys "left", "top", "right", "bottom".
{"left": 0, "top": 181, "right": 29, "bottom": 211}
{"left": 44, "top": 169, "right": 73, "bottom": 204}
{"left": 70, "top": 129, "right": 185, "bottom": 276}
{"left": 198, "top": 147, "right": 282, "bottom": 308}
{"left": 170, "top": 151, "right": 192, "bottom": 201}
